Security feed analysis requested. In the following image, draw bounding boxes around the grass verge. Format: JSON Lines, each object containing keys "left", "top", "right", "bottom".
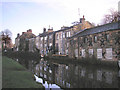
{"left": 2, "top": 56, "right": 44, "bottom": 88}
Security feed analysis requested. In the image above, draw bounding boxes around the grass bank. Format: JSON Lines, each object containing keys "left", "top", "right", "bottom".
{"left": 2, "top": 56, "right": 44, "bottom": 88}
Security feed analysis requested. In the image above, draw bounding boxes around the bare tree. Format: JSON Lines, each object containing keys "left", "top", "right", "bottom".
{"left": 1, "top": 29, "right": 12, "bottom": 37}
{"left": 0, "top": 29, "right": 12, "bottom": 49}
{"left": 102, "top": 8, "right": 120, "bottom": 24}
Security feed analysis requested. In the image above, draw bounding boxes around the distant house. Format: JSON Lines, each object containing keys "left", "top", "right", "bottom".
{"left": 15, "top": 29, "right": 36, "bottom": 51}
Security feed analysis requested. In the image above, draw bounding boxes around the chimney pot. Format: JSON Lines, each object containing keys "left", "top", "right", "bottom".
{"left": 43, "top": 28, "right": 46, "bottom": 33}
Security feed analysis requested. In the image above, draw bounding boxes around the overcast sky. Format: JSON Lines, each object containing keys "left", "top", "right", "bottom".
{"left": 1, "top": 0, "right": 119, "bottom": 44}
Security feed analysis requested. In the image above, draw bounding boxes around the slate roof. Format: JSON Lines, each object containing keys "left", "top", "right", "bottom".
{"left": 69, "top": 21, "right": 120, "bottom": 39}
{"left": 39, "top": 31, "right": 55, "bottom": 37}
{"left": 54, "top": 26, "right": 73, "bottom": 33}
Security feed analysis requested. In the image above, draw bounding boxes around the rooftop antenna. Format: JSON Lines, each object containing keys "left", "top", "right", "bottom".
{"left": 49, "top": 25, "right": 50, "bottom": 29}
{"left": 78, "top": 8, "right": 80, "bottom": 19}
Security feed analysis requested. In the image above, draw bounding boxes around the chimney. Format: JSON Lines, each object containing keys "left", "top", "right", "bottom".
{"left": 80, "top": 15, "right": 85, "bottom": 23}
{"left": 22, "top": 32, "right": 25, "bottom": 35}
{"left": 48, "top": 27, "right": 53, "bottom": 33}
{"left": 17, "top": 33, "right": 20, "bottom": 37}
{"left": 27, "top": 29, "right": 32, "bottom": 33}
{"left": 43, "top": 28, "right": 46, "bottom": 33}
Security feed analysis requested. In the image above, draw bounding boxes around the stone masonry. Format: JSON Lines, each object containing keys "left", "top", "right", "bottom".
{"left": 68, "top": 22, "right": 120, "bottom": 61}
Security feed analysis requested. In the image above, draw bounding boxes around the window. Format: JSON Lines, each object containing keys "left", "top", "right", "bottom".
{"left": 45, "top": 44, "right": 47, "bottom": 47}
{"left": 97, "top": 49, "right": 102, "bottom": 59}
{"left": 40, "top": 44, "right": 42, "bottom": 47}
{"left": 41, "top": 37, "right": 43, "bottom": 41}
{"left": 81, "top": 49, "right": 85, "bottom": 57}
{"left": 69, "top": 32, "right": 71, "bottom": 37}
{"left": 57, "top": 34, "right": 59, "bottom": 40}
{"left": 67, "top": 32, "right": 69, "bottom": 37}
{"left": 49, "top": 43, "right": 52, "bottom": 47}
{"left": 106, "top": 48, "right": 112, "bottom": 59}
{"left": 49, "top": 35, "right": 52, "bottom": 39}
{"left": 94, "top": 36, "right": 97, "bottom": 43}
{"left": 45, "top": 36, "right": 47, "bottom": 40}
{"left": 66, "top": 31, "right": 71, "bottom": 37}
{"left": 83, "top": 37, "right": 87, "bottom": 43}
{"left": 61, "top": 33, "right": 62, "bottom": 39}
{"left": 105, "top": 34, "right": 109, "bottom": 41}
{"left": 89, "top": 49, "right": 93, "bottom": 56}
{"left": 67, "top": 43, "right": 69, "bottom": 48}
{"left": 63, "top": 32, "right": 65, "bottom": 38}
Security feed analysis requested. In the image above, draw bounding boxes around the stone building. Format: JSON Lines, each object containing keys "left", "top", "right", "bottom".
{"left": 68, "top": 21, "right": 120, "bottom": 61}
{"left": 54, "top": 16, "right": 94, "bottom": 55}
{"left": 54, "top": 26, "right": 73, "bottom": 55}
{"left": 29, "top": 37, "right": 36, "bottom": 52}
{"left": 37, "top": 28, "right": 55, "bottom": 56}
{"left": 15, "top": 33, "right": 20, "bottom": 51}
{"left": 15, "top": 29, "right": 36, "bottom": 51}
{"left": 28, "top": 16, "right": 94, "bottom": 55}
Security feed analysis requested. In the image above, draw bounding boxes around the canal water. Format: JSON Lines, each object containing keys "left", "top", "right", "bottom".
{"left": 15, "top": 58, "right": 120, "bottom": 89}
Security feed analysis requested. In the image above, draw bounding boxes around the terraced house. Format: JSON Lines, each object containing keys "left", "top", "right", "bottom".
{"left": 14, "top": 16, "right": 94, "bottom": 57}
{"left": 68, "top": 21, "right": 120, "bottom": 61}
{"left": 54, "top": 16, "right": 94, "bottom": 55}
{"left": 36, "top": 28, "right": 55, "bottom": 56}
{"left": 15, "top": 29, "right": 36, "bottom": 51}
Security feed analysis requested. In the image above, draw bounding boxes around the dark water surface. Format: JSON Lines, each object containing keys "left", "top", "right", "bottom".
{"left": 15, "top": 58, "right": 120, "bottom": 89}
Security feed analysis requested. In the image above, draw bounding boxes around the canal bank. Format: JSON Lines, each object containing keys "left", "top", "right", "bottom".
{"left": 45, "top": 56, "right": 119, "bottom": 68}
{"left": 2, "top": 56, "right": 44, "bottom": 88}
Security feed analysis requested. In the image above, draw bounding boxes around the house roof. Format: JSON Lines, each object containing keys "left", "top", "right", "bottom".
{"left": 69, "top": 21, "right": 120, "bottom": 39}
{"left": 54, "top": 26, "right": 73, "bottom": 33}
{"left": 39, "top": 31, "right": 55, "bottom": 37}
{"left": 19, "top": 32, "right": 36, "bottom": 39}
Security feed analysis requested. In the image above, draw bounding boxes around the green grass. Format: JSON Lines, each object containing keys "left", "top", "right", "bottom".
{"left": 2, "top": 56, "right": 44, "bottom": 88}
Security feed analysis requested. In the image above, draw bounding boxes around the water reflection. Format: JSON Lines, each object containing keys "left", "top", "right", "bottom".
{"left": 34, "top": 75, "right": 61, "bottom": 89}
{"left": 34, "top": 59, "right": 119, "bottom": 88}
{"left": 16, "top": 58, "right": 119, "bottom": 88}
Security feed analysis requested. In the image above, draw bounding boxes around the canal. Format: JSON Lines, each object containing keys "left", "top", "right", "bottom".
{"left": 15, "top": 58, "right": 120, "bottom": 89}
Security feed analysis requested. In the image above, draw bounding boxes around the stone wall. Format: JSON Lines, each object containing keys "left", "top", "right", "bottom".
{"left": 68, "top": 22, "right": 120, "bottom": 61}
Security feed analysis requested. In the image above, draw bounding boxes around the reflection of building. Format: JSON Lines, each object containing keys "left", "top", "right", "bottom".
{"left": 34, "top": 60, "right": 119, "bottom": 88}
{"left": 35, "top": 59, "right": 56, "bottom": 84}
{"left": 68, "top": 22, "right": 120, "bottom": 61}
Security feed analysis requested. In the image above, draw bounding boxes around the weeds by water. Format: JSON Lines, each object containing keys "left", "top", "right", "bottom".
{"left": 47, "top": 56, "right": 118, "bottom": 68}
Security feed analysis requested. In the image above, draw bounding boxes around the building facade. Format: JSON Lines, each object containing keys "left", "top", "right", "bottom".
{"left": 68, "top": 22, "right": 120, "bottom": 61}
{"left": 15, "top": 29, "right": 36, "bottom": 51}
{"left": 15, "top": 33, "right": 20, "bottom": 51}
{"left": 29, "top": 37, "right": 36, "bottom": 52}
{"left": 36, "top": 28, "right": 55, "bottom": 56}
{"left": 54, "top": 16, "right": 94, "bottom": 55}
